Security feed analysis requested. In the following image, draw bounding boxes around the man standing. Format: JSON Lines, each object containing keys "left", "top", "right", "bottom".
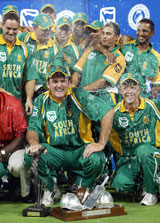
{"left": 18, "top": 13, "right": 63, "bottom": 97}
{"left": 54, "top": 17, "right": 82, "bottom": 77}
{"left": 0, "top": 11, "right": 37, "bottom": 114}
{"left": 25, "top": 67, "right": 114, "bottom": 206}
{"left": 121, "top": 18, "right": 160, "bottom": 98}
{"left": 109, "top": 72, "right": 160, "bottom": 206}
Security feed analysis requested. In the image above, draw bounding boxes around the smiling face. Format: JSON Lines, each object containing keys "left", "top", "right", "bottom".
{"left": 47, "top": 74, "right": 69, "bottom": 101}
{"left": 100, "top": 26, "right": 118, "bottom": 49}
{"left": 2, "top": 19, "right": 19, "bottom": 44}
{"left": 120, "top": 80, "right": 141, "bottom": 106}
{"left": 136, "top": 22, "right": 154, "bottom": 46}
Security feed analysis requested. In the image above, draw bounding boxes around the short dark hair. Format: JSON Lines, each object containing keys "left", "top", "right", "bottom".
{"left": 2, "top": 12, "right": 20, "bottom": 25}
{"left": 138, "top": 18, "right": 155, "bottom": 32}
{"left": 103, "top": 21, "right": 120, "bottom": 36}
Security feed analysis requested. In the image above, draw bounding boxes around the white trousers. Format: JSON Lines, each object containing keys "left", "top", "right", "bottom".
{"left": 7, "top": 149, "right": 30, "bottom": 197}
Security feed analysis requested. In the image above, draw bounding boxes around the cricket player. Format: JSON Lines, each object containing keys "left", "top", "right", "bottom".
{"left": 25, "top": 67, "right": 115, "bottom": 206}
{"left": 121, "top": 18, "right": 160, "bottom": 98}
{"left": 109, "top": 72, "right": 160, "bottom": 206}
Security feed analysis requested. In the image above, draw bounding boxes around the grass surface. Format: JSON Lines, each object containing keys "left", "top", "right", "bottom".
{"left": 0, "top": 199, "right": 159, "bottom": 223}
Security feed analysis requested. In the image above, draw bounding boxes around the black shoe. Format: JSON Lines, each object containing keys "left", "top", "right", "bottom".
{"left": 22, "top": 194, "right": 35, "bottom": 203}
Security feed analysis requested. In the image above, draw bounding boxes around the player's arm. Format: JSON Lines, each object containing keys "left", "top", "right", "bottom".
{"left": 25, "top": 79, "right": 35, "bottom": 115}
{"left": 83, "top": 78, "right": 111, "bottom": 91}
{"left": 83, "top": 108, "right": 115, "bottom": 158}
{"left": 71, "top": 71, "right": 81, "bottom": 87}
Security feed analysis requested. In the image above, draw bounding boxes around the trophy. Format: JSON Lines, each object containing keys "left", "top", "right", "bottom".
{"left": 51, "top": 175, "right": 127, "bottom": 221}
{"left": 22, "top": 146, "right": 51, "bottom": 217}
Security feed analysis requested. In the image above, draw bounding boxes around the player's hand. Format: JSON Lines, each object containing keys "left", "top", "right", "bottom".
{"left": 151, "top": 86, "right": 159, "bottom": 99}
{"left": 83, "top": 142, "right": 104, "bottom": 159}
{"left": 25, "top": 98, "right": 33, "bottom": 115}
{"left": 26, "top": 144, "right": 47, "bottom": 155}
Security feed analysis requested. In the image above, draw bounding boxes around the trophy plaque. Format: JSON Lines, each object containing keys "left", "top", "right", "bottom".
{"left": 51, "top": 204, "right": 127, "bottom": 221}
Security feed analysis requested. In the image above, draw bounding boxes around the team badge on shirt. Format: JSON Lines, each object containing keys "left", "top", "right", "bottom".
{"left": 114, "top": 63, "right": 122, "bottom": 73}
{"left": 125, "top": 51, "right": 134, "bottom": 62}
{"left": 47, "top": 111, "right": 57, "bottom": 122}
{"left": 144, "top": 115, "right": 149, "bottom": 124}
{"left": 142, "top": 61, "right": 148, "bottom": 70}
{"left": 0, "top": 52, "right": 7, "bottom": 62}
{"left": 119, "top": 117, "right": 128, "bottom": 128}
{"left": 17, "top": 54, "right": 22, "bottom": 62}
{"left": 88, "top": 52, "right": 96, "bottom": 60}
{"left": 44, "top": 51, "right": 49, "bottom": 58}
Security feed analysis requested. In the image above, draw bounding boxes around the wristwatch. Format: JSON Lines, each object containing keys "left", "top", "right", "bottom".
{"left": 0, "top": 150, "right": 6, "bottom": 157}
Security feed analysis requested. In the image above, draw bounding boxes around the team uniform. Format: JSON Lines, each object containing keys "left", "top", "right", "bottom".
{"left": 121, "top": 40, "right": 160, "bottom": 97}
{"left": 25, "top": 87, "right": 111, "bottom": 190}
{"left": 0, "top": 92, "right": 28, "bottom": 196}
{"left": 0, "top": 34, "right": 37, "bottom": 100}
{"left": 18, "top": 32, "right": 63, "bottom": 87}
{"left": 73, "top": 45, "right": 126, "bottom": 105}
{"left": 54, "top": 37, "right": 82, "bottom": 76}
{"left": 109, "top": 97, "right": 160, "bottom": 194}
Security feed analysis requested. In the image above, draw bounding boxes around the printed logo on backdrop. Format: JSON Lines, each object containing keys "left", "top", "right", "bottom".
{"left": 20, "top": 9, "right": 39, "bottom": 26}
{"left": 56, "top": 10, "right": 74, "bottom": 21}
{"left": 100, "top": 7, "right": 116, "bottom": 23}
{"left": 128, "top": 4, "right": 150, "bottom": 30}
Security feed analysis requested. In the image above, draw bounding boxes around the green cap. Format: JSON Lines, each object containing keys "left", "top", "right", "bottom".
{"left": 33, "top": 14, "right": 53, "bottom": 30}
{"left": 86, "top": 20, "right": 103, "bottom": 30}
{"left": 40, "top": 3, "right": 56, "bottom": 13}
{"left": 56, "top": 17, "right": 72, "bottom": 28}
{"left": 72, "top": 12, "right": 88, "bottom": 24}
{"left": 48, "top": 67, "right": 69, "bottom": 79}
{"left": 120, "top": 73, "right": 142, "bottom": 84}
{"left": 2, "top": 5, "right": 19, "bottom": 15}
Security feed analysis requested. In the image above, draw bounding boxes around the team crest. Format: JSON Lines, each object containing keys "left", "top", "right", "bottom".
{"left": 44, "top": 51, "right": 49, "bottom": 58}
{"left": 125, "top": 51, "right": 134, "bottom": 62}
{"left": 0, "top": 52, "right": 7, "bottom": 62}
{"left": 47, "top": 111, "right": 57, "bottom": 122}
{"left": 17, "top": 54, "right": 22, "bottom": 62}
{"left": 114, "top": 63, "right": 122, "bottom": 73}
{"left": 144, "top": 115, "right": 149, "bottom": 124}
{"left": 88, "top": 52, "right": 96, "bottom": 60}
{"left": 119, "top": 117, "right": 129, "bottom": 128}
{"left": 142, "top": 61, "right": 147, "bottom": 70}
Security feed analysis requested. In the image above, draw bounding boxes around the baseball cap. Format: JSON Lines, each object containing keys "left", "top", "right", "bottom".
{"left": 72, "top": 12, "right": 88, "bottom": 24}
{"left": 56, "top": 17, "right": 72, "bottom": 28}
{"left": 2, "top": 5, "right": 19, "bottom": 15}
{"left": 33, "top": 14, "right": 53, "bottom": 29}
{"left": 48, "top": 67, "right": 69, "bottom": 79}
{"left": 40, "top": 3, "right": 56, "bottom": 13}
{"left": 86, "top": 20, "right": 103, "bottom": 30}
{"left": 120, "top": 73, "right": 141, "bottom": 84}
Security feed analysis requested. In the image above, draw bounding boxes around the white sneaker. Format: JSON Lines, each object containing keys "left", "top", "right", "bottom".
{"left": 41, "top": 188, "right": 54, "bottom": 206}
{"left": 140, "top": 192, "right": 157, "bottom": 206}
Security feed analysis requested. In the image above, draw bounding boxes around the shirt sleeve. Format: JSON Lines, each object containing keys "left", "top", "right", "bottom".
{"left": 73, "top": 49, "right": 92, "bottom": 73}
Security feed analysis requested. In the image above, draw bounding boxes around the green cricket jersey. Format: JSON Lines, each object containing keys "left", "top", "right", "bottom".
{"left": 109, "top": 97, "right": 160, "bottom": 156}
{"left": 28, "top": 87, "right": 111, "bottom": 149}
{"left": 121, "top": 40, "right": 160, "bottom": 94}
{"left": 18, "top": 32, "right": 63, "bottom": 85}
{"left": 0, "top": 34, "right": 37, "bottom": 100}
{"left": 73, "top": 45, "right": 126, "bottom": 92}
{"left": 54, "top": 37, "right": 82, "bottom": 76}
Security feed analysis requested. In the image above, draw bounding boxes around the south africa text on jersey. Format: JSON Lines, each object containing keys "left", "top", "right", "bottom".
{"left": 53, "top": 120, "right": 75, "bottom": 137}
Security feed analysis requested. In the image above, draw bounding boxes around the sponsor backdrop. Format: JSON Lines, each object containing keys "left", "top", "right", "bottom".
{"left": 0, "top": 0, "right": 160, "bottom": 52}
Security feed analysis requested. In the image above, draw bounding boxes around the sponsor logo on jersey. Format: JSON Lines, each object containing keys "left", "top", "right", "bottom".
{"left": 119, "top": 117, "right": 128, "bottom": 128}
{"left": 27, "top": 44, "right": 35, "bottom": 53}
{"left": 88, "top": 52, "right": 96, "bottom": 60}
{"left": 100, "top": 7, "right": 116, "bottom": 23}
{"left": 125, "top": 51, "right": 134, "bottom": 62}
{"left": 47, "top": 111, "right": 57, "bottom": 122}
{"left": 144, "top": 115, "right": 149, "bottom": 124}
{"left": 128, "top": 4, "right": 150, "bottom": 30}
{"left": 44, "top": 50, "right": 49, "bottom": 58}
{"left": 114, "top": 63, "right": 122, "bottom": 73}
{"left": 0, "top": 52, "right": 7, "bottom": 62}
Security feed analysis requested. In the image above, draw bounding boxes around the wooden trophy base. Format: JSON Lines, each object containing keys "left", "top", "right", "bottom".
{"left": 51, "top": 204, "right": 127, "bottom": 221}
